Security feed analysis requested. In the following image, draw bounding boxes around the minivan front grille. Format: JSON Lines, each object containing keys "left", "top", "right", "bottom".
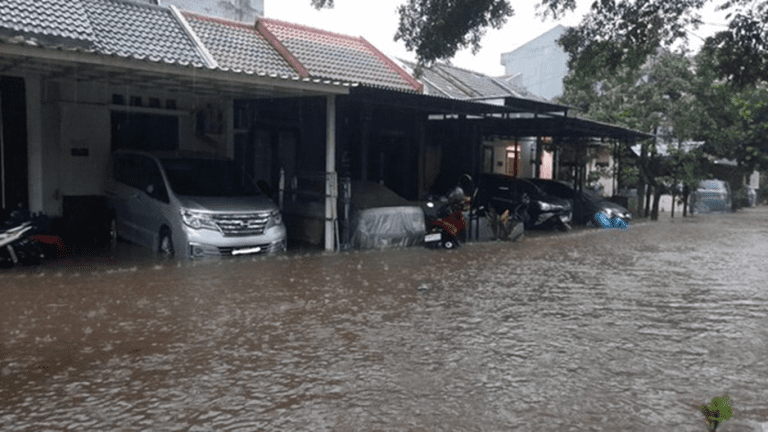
{"left": 211, "top": 212, "right": 270, "bottom": 236}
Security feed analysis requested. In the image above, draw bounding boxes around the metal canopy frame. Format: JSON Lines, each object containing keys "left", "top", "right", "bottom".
{"left": 479, "top": 117, "right": 653, "bottom": 141}
{"left": 348, "top": 87, "right": 652, "bottom": 141}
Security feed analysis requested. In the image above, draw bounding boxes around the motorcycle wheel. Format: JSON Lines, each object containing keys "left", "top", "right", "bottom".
{"left": 442, "top": 237, "right": 458, "bottom": 249}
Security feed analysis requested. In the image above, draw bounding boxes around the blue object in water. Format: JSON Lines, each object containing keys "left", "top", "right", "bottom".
{"left": 594, "top": 212, "right": 628, "bottom": 230}
{"left": 611, "top": 217, "right": 628, "bottom": 230}
{"left": 594, "top": 212, "right": 613, "bottom": 228}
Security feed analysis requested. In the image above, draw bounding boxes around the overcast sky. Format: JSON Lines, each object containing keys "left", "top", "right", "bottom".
{"left": 265, "top": 0, "right": 730, "bottom": 77}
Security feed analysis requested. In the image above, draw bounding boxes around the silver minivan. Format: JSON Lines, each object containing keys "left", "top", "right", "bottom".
{"left": 106, "top": 150, "right": 287, "bottom": 258}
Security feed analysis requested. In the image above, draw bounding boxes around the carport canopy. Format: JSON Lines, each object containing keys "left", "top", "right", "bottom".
{"left": 0, "top": 41, "right": 351, "bottom": 99}
{"left": 348, "top": 87, "right": 652, "bottom": 141}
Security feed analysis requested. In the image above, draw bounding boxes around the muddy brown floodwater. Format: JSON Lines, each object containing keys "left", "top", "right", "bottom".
{"left": 2, "top": 208, "right": 768, "bottom": 431}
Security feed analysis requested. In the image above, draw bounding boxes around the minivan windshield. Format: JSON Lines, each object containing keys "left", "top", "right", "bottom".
{"left": 160, "top": 158, "right": 261, "bottom": 197}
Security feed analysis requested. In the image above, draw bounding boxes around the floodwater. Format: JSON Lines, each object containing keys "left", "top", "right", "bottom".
{"left": 1, "top": 208, "right": 767, "bottom": 431}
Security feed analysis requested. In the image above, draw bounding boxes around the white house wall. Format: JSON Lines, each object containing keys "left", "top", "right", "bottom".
{"left": 585, "top": 145, "right": 615, "bottom": 197}
{"left": 25, "top": 74, "right": 231, "bottom": 217}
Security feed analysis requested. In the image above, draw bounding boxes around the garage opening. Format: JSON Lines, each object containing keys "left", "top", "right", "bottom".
{"left": 0, "top": 76, "right": 28, "bottom": 215}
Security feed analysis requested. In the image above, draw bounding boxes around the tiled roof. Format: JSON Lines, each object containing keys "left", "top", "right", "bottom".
{"left": 0, "top": 0, "right": 206, "bottom": 65}
{"left": 183, "top": 12, "right": 298, "bottom": 77}
{"left": 83, "top": 0, "right": 204, "bottom": 65}
{"left": 0, "top": 0, "right": 413, "bottom": 91}
{"left": 258, "top": 18, "right": 422, "bottom": 92}
{"left": 0, "top": 0, "right": 94, "bottom": 46}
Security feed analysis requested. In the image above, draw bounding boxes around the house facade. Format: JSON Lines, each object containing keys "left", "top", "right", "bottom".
{"left": 0, "top": 0, "right": 347, "bottom": 248}
{"left": 1, "top": 0, "right": 650, "bottom": 254}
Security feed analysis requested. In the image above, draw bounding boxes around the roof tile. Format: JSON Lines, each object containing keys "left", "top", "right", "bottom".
{"left": 83, "top": 0, "right": 204, "bottom": 66}
{"left": 183, "top": 12, "right": 297, "bottom": 78}
{"left": 0, "top": 0, "right": 94, "bottom": 46}
{"left": 259, "top": 18, "right": 420, "bottom": 92}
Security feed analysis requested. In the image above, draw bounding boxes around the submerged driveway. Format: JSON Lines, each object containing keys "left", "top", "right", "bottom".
{"left": 1, "top": 208, "right": 767, "bottom": 431}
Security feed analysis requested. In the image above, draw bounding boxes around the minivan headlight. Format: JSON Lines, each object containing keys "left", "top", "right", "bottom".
{"left": 266, "top": 209, "right": 283, "bottom": 229}
{"left": 181, "top": 210, "right": 219, "bottom": 231}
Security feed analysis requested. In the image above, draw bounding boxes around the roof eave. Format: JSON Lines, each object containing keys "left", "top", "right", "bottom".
{"left": 0, "top": 41, "right": 349, "bottom": 97}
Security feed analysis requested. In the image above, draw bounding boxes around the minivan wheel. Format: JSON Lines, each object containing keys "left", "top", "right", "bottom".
{"left": 158, "top": 230, "right": 174, "bottom": 258}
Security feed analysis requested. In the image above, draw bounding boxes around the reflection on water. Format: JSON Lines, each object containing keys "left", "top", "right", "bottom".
{"left": 2, "top": 209, "right": 768, "bottom": 431}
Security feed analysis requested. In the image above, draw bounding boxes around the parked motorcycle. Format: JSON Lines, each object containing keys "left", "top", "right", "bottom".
{"left": 0, "top": 211, "right": 63, "bottom": 267}
{"left": 423, "top": 175, "right": 475, "bottom": 249}
{"left": 423, "top": 187, "right": 468, "bottom": 249}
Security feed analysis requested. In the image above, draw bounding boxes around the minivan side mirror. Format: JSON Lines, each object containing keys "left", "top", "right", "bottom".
{"left": 146, "top": 184, "right": 155, "bottom": 196}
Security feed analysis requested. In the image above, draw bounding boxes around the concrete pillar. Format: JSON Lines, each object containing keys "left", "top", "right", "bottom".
{"left": 25, "top": 75, "right": 44, "bottom": 213}
{"left": 325, "top": 95, "right": 337, "bottom": 252}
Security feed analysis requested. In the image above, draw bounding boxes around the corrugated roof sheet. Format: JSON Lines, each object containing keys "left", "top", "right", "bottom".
{"left": 183, "top": 11, "right": 298, "bottom": 77}
{"left": 0, "top": 0, "right": 94, "bottom": 46}
{"left": 434, "top": 64, "right": 511, "bottom": 98}
{"left": 83, "top": 0, "right": 204, "bottom": 65}
{"left": 401, "top": 59, "right": 550, "bottom": 102}
{"left": 417, "top": 67, "right": 472, "bottom": 99}
{"left": 493, "top": 75, "right": 548, "bottom": 101}
{"left": 258, "top": 18, "right": 421, "bottom": 92}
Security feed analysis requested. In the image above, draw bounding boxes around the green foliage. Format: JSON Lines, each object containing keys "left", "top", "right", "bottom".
{"left": 544, "top": 0, "right": 767, "bottom": 87}
{"left": 394, "top": 0, "right": 513, "bottom": 67}
{"left": 693, "top": 48, "right": 768, "bottom": 171}
{"left": 561, "top": 50, "right": 712, "bottom": 218}
{"left": 700, "top": 395, "right": 732, "bottom": 431}
{"left": 309, "top": 0, "right": 333, "bottom": 8}
{"left": 732, "top": 184, "right": 749, "bottom": 209}
{"left": 560, "top": 51, "right": 698, "bottom": 137}
{"left": 310, "top": 0, "right": 513, "bottom": 68}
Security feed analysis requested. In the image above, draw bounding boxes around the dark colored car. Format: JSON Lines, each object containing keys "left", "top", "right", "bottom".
{"left": 526, "top": 178, "right": 632, "bottom": 226}
{"left": 474, "top": 174, "right": 572, "bottom": 229}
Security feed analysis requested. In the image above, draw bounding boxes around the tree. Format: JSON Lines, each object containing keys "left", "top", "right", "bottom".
{"left": 541, "top": 0, "right": 767, "bottom": 87}
{"left": 692, "top": 46, "right": 768, "bottom": 174}
{"left": 559, "top": 51, "right": 709, "bottom": 219}
{"left": 311, "top": 0, "right": 513, "bottom": 68}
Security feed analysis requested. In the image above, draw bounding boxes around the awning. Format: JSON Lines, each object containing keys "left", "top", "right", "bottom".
{"left": 347, "top": 87, "right": 651, "bottom": 141}
{"left": 480, "top": 116, "right": 653, "bottom": 141}
{"left": 348, "top": 86, "right": 567, "bottom": 116}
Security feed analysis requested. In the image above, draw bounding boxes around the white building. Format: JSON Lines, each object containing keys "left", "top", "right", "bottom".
{"left": 157, "top": 0, "right": 264, "bottom": 23}
{"left": 500, "top": 25, "right": 569, "bottom": 101}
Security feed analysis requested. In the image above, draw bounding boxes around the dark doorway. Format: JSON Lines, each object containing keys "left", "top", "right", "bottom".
{"left": 234, "top": 128, "right": 271, "bottom": 188}
{"left": 110, "top": 111, "right": 179, "bottom": 152}
{"left": 0, "top": 76, "right": 28, "bottom": 213}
